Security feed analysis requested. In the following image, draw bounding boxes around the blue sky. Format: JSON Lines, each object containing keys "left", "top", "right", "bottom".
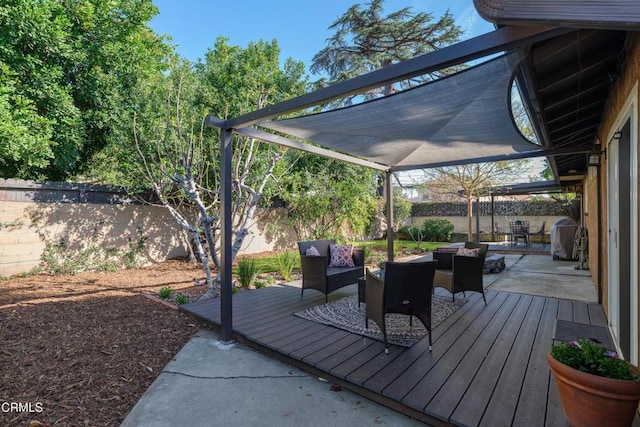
{"left": 149, "top": 1, "right": 494, "bottom": 77}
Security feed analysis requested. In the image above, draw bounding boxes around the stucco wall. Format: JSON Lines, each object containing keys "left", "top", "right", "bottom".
{"left": 411, "top": 215, "right": 564, "bottom": 240}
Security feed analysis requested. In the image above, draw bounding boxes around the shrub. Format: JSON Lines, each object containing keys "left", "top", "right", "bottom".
{"left": 275, "top": 251, "right": 299, "bottom": 282}
{"left": 421, "top": 218, "right": 454, "bottom": 242}
{"left": 158, "top": 286, "right": 172, "bottom": 299}
{"left": 237, "top": 258, "right": 261, "bottom": 288}
{"left": 255, "top": 275, "right": 276, "bottom": 289}
{"left": 174, "top": 294, "right": 189, "bottom": 305}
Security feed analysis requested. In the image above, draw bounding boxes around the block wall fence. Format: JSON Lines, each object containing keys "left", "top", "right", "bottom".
{"left": 0, "top": 179, "right": 295, "bottom": 277}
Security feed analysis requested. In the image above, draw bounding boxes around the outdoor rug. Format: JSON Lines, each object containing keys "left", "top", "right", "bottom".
{"left": 294, "top": 295, "right": 465, "bottom": 347}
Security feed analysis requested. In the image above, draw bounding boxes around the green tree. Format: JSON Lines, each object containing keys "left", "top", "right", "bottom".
{"left": 279, "top": 154, "right": 378, "bottom": 241}
{"left": 0, "top": 0, "right": 168, "bottom": 180}
{"left": 0, "top": 63, "right": 55, "bottom": 178}
{"left": 311, "top": 0, "right": 463, "bottom": 104}
{"left": 388, "top": 186, "right": 412, "bottom": 230}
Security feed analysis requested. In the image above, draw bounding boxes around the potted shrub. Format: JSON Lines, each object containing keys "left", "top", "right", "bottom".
{"left": 547, "top": 338, "right": 640, "bottom": 427}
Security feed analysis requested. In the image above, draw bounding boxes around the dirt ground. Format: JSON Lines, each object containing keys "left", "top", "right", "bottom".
{"left": 0, "top": 260, "right": 214, "bottom": 427}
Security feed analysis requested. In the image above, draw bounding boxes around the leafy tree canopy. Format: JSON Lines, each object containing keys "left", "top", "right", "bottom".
{"left": 0, "top": 0, "right": 168, "bottom": 180}
{"left": 279, "top": 154, "right": 379, "bottom": 240}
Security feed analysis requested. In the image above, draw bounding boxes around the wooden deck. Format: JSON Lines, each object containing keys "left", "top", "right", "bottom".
{"left": 182, "top": 281, "right": 608, "bottom": 426}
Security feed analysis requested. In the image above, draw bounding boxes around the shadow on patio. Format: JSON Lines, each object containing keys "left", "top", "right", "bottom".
{"left": 182, "top": 252, "right": 610, "bottom": 426}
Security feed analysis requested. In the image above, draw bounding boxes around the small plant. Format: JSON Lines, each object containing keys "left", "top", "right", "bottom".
{"left": 399, "top": 224, "right": 426, "bottom": 250}
{"left": 158, "top": 286, "right": 172, "bottom": 299}
{"left": 174, "top": 294, "right": 189, "bottom": 305}
{"left": 358, "top": 244, "right": 372, "bottom": 264}
{"left": 236, "top": 258, "right": 261, "bottom": 288}
{"left": 551, "top": 339, "right": 638, "bottom": 381}
{"left": 275, "top": 251, "right": 299, "bottom": 281}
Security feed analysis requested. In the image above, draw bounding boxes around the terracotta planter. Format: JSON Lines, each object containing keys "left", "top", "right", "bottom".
{"left": 547, "top": 352, "right": 640, "bottom": 427}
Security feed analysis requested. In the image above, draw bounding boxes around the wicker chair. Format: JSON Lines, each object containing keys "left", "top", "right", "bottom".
{"left": 365, "top": 261, "right": 438, "bottom": 353}
{"left": 298, "top": 240, "right": 364, "bottom": 303}
{"left": 432, "top": 242, "right": 489, "bottom": 304}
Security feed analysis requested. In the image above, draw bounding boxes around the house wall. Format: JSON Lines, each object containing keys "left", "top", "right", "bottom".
{"left": 588, "top": 33, "right": 640, "bottom": 361}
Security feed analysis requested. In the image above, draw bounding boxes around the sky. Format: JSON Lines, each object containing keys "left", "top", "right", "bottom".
{"left": 148, "top": 0, "right": 494, "bottom": 77}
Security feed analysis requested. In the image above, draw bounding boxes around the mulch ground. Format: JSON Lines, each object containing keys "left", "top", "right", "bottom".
{"left": 0, "top": 260, "right": 213, "bottom": 427}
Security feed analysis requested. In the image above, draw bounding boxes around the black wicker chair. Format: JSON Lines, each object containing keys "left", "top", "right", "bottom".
{"left": 432, "top": 242, "right": 489, "bottom": 304}
{"left": 365, "top": 261, "right": 438, "bottom": 353}
{"left": 298, "top": 240, "right": 364, "bottom": 303}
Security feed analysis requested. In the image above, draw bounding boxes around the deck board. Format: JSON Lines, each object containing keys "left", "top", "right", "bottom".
{"left": 511, "top": 298, "right": 559, "bottom": 426}
{"left": 449, "top": 294, "right": 533, "bottom": 426}
{"left": 424, "top": 292, "right": 521, "bottom": 418}
{"left": 478, "top": 296, "right": 546, "bottom": 426}
{"left": 182, "top": 280, "right": 608, "bottom": 426}
{"left": 369, "top": 292, "right": 492, "bottom": 399}
{"left": 400, "top": 292, "right": 510, "bottom": 411}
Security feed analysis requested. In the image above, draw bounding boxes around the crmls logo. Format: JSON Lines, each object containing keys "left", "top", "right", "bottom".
{"left": 1, "top": 401, "right": 44, "bottom": 413}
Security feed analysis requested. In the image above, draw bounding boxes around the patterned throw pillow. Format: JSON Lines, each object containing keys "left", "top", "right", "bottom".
{"left": 457, "top": 247, "right": 480, "bottom": 257}
{"left": 329, "top": 244, "right": 355, "bottom": 267}
{"left": 305, "top": 246, "right": 321, "bottom": 256}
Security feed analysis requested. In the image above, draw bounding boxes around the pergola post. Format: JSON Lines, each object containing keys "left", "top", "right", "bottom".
{"left": 475, "top": 197, "right": 481, "bottom": 243}
{"left": 491, "top": 194, "right": 496, "bottom": 241}
{"left": 220, "top": 128, "right": 233, "bottom": 342}
{"left": 385, "top": 171, "right": 394, "bottom": 262}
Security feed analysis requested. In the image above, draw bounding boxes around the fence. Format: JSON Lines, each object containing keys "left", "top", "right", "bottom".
{"left": 0, "top": 179, "right": 297, "bottom": 277}
{"left": 410, "top": 200, "right": 575, "bottom": 236}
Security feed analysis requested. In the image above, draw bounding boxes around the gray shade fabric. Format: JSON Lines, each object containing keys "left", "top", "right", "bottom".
{"left": 257, "top": 52, "right": 541, "bottom": 171}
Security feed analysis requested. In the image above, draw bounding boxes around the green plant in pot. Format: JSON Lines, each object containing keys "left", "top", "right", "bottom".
{"left": 547, "top": 338, "right": 640, "bottom": 427}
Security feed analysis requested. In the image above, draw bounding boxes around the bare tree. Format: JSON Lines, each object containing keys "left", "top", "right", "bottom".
{"left": 424, "top": 161, "right": 530, "bottom": 239}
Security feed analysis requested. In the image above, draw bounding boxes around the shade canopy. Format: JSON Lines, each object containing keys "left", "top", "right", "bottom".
{"left": 256, "top": 52, "right": 542, "bottom": 171}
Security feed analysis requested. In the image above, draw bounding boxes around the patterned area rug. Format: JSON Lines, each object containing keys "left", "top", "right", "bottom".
{"left": 294, "top": 295, "right": 465, "bottom": 347}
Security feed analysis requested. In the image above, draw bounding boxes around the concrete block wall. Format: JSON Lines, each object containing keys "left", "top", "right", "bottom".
{"left": 0, "top": 179, "right": 298, "bottom": 277}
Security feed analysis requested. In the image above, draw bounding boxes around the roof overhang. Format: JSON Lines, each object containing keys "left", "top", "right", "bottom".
{"left": 476, "top": 0, "right": 640, "bottom": 182}
{"left": 490, "top": 180, "right": 566, "bottom": 196}
{"left": 474, "top": 0, "right": 640, "bottom": 30}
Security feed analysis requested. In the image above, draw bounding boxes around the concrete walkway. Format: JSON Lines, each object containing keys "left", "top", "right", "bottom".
{"left": 486, "top": 254, "right": 597, "bottom": 302}
{"left": 121, "top": 329, "right": 424, "bottom": 427}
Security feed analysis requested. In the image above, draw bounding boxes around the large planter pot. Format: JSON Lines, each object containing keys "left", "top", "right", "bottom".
{"left": 547, "top": 352, "right": 640, "bottom": 427}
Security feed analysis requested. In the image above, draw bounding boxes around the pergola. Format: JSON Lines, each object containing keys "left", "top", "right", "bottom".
{"left": 206, "top": 2, "right": 640, "bottom": 341}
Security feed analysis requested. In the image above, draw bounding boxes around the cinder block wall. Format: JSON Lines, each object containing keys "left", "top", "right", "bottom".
{"left": 0, "top": 179, "right": 188, "bottom": 277}
{"left": 0, "top": 179, "right": 298, "bottom": 277}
